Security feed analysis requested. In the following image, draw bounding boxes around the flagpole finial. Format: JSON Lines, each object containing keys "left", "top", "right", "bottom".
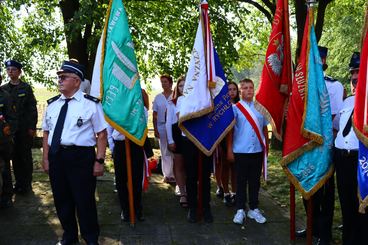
{"left": 306, "top": 0, "right": 317, "bottom": 7}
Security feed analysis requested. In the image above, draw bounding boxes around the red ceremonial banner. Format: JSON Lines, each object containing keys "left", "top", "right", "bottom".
{"left": 255, "top": 0, "right": 292, "bottom": 140}
{"left": 282, "top": 11, "right": 310, "bottom": 158}
{"left": 354, "top": 30, "right": 368, "bottom": 146}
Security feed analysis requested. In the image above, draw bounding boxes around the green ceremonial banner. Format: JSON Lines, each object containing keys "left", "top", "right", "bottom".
{"left": 100, "top": 0, "right": 147, "bottom": 146}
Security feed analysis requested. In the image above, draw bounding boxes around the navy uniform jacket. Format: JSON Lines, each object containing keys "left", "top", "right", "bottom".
{"left": 1, "top": 80, "right": 37, "bottom": 131}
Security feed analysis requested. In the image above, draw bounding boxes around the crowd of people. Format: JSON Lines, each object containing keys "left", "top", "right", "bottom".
{"left": 0, "top": 46, "right": 367, "bottom": 245}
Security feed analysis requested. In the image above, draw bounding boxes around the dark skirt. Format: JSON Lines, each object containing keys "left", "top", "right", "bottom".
{"left": 172, "top": 123, "right": 183, "bottom": 154}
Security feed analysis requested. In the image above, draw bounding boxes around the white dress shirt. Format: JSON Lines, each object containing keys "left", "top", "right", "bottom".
{"left": 42, "top": 90, "right": 107, "bottom": 146}
{"left": 334, "top": 96, "right": 359, "bottom": 150}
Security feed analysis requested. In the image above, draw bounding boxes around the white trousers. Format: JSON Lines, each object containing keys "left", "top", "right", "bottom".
{"left": 157, "top": 123, "right": 174, "bottom": 178}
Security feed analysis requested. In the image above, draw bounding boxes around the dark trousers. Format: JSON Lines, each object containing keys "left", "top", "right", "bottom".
{"left": 335, "top": 148, "right": 368, "bottom": 245}
{"left": 302, "top": 176, "right": 335, "bottom": 242}
{"left": 1, "top": 155, "right": 13, "bottom": 202}
{"left": 113, "top": 140, "right": 144, "bottom": 214}
{"left": 12, "top": 130, "right": 33, "bottom": 190}
{"left": 234, "top": 152, "right": 263, "bottom": 210}
{"left": 49, "top": 146, "right": 99, "bottom": 244}
{"left": 182, "top": 137, "right": 212, "bottom": 211}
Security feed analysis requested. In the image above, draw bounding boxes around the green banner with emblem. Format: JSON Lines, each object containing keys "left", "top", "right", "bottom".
{"left": 100, "top": 0, "right": 147, "bottom": 146}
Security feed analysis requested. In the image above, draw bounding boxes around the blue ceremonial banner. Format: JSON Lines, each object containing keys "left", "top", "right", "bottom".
{"left": 358, "top": 142, "right": 368, "bottom": 213}
{"left": 178, "top": 1, "right": 235, "bottom": 156}
{"left": 181, "top": 50, "right": 235, "bottom": 155}
{"left": 282, "top": 8, "right": 333, "bottom": 199}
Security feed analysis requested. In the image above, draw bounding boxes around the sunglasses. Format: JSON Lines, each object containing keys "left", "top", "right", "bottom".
{"left": 58, "top": 75, "right": 77, "bottom": 81}
{"left": 351, "top": 79, "right": 358, "bottom": 86}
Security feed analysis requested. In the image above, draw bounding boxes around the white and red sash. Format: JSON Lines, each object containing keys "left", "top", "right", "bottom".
{"left": 236, "top": 101, "right": 268, "bottom": 180}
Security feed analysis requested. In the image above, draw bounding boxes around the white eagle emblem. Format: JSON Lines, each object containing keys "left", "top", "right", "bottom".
{"left": 267, "top": 35, "right": 284, "bottom": 76}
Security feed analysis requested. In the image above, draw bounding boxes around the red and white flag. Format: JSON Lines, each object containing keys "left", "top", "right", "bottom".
{"left": 255, "top": 0, "right": 292, "bottom": 140}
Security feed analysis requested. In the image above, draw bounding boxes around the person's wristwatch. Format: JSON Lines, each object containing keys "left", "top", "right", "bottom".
{"left": 95, "top": 158, "right": 105, "bottom": 165}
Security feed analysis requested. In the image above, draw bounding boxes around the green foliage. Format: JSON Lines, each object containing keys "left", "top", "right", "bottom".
{"left": 320, "top": 0, "right": 366, "bottom": 88}
{"left": 0, "top": 0, "right": 265, "bottom": 88}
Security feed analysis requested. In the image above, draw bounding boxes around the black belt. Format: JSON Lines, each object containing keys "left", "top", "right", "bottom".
{"left": 60, "top": 145, "right": 94, "bottom": 150}
{"left": 335, "top": 148, "right": 358, "bottom": 157}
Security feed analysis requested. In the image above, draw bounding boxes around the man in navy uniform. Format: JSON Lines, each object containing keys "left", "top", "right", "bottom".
{"left": 0, "top": 68, "right": 17, "bottom": 208}
{"left": 1, "top": 60, "right": 37, "bottom": 194}
{"left": 296, "top": 46, "right": 344, "bottom": 245}
{"left": 42, "top": 61, "right": 107, "bottom": 245}
{"left": 334, "top": 52, "right": 368, "bottom": 245}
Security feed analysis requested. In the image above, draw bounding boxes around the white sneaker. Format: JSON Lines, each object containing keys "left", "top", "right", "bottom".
{"left": 233, "top": 209, "right": 246, "bottom": 225}
{"left": 247, "top": 209, "right": 266, "bottom": 223}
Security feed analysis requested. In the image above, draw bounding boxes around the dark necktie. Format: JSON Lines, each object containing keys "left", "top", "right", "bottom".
{"left": 342, "top": 109, "right": 354, "bottom": 137}
{"left": 49, "top": 98, "right": 72, "bottom": 154}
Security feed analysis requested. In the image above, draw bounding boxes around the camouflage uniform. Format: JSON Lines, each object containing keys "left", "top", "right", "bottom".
{"left": 0, "top": 86, "right": 16, "bottom": 207}
{"left": 1, "top": 80, "right": 37, "bottom": 193}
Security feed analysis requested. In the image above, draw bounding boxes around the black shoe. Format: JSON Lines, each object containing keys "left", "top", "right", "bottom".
{"left": 317, "top": 239, "right": 330, "bottom": 245}
{"left": 231, "top": 194, "right": 236, "bottom": 205}
{"left": 136, "top": 210, "right": 145, "bottom": 221}
{"left": 203, "top": 208, "right": 213, "bottom": 223}
{"left": 216, "top": 187, "right": 224, "bottom": 199}
{"left": 120, "top": 210, "right": 130, "bottom": 222}
{"left": 223, "top": 194, "right": 233, "bottom": 207}
{"left": 187, "top": 209, "right": 197, "bottom": 223}
{"left": 14, "top": 186, "right": 32, "bottom": 195}
{"left": 56, "top": 239, "right": 79, "bottom": 245}
{"left": 0, "top": 199, "right": 13, "bottom": 209}
{"left": 296, "top": 229, "right": 307, "bottom": 238}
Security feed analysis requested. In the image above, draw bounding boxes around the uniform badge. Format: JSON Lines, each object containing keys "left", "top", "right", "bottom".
{"left": 77, "top": 117, "right": 83, "bottom": 127}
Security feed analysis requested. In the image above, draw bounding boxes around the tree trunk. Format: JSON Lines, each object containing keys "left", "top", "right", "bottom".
{"left": 59, "top": 0, "right": 91, "bottom": 79}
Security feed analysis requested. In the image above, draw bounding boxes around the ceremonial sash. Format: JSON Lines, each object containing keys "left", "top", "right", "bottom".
{"left": 236, "top": 102, "right": 268, "bottom": 180}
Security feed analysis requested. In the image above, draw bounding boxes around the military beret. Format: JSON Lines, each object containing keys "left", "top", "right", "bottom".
{"left": 349, "top": 52, "right": 360, "bottom": 71}
{"left": 318, "top": 46, "right": 328, "bottom": 59}
{"left": 57, "top": 60, "right": 85, "bottom": 80}
{"left": 4, "top": 60, "right": 23, "bottom": 69}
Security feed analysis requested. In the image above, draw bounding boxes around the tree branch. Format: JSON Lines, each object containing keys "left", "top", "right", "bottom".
{"left": 237, "top": 0, "right": 273, "bottom": 23}
{"left": 315, "top": 0, "right": 333, "bottom": 43}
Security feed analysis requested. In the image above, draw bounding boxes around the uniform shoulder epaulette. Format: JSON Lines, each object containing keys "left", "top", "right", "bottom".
{"left": 47, "top": 95, "right": 61, "bottom": 104}
{"left": 84, "top": 94, "right": 100, "bottom": 103}
{"left": 324, "top": 75, "right": 337, "bottom": 82}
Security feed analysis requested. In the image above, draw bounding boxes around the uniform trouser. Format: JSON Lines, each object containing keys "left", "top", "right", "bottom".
{"left": 113, "top": 140, "right": 144, "bottom": 214}
{"left": 0, "top": 156, "right": 3, "bottom": 197}
{"left": 182, "top": 137, "right": 212, "bottom": 211}
{"left": 49, "top": 146, "right": 99, "bottom": 244}
{"left": 12, "top": 130, "right": 33, "bottom": 190}
{"left": 302, "top": 175, "right": 335, "bottom": 242}
{"left": 0, "top": 155, "right": 13, "bottom": 202}
{"left": 157, "top": 123, "right": 174, "bottom": 178}
{"left": 335, "top": 148, "right": 368, "bottom": 245}
{"left": 234, "top": 152, "right": 263, "bottom": 210}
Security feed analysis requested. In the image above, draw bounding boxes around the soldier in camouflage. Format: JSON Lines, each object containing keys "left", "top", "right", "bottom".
{"left": 1, "top": 60, "right": 37, "bottom": 194}
{"left": 0, "top": 68, "right": 17, "bottom": 208}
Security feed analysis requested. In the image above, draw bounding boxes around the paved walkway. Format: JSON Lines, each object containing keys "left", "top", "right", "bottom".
{"left": 0, "top": 171, "right": 305, "bottom": 245}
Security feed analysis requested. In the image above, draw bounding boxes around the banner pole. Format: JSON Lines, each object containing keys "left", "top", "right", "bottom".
{"left": 290, "top": 183, "right": 296, "bottom": 241}
{"left": 125, "top": 139, "right": 136, "bottom": 226}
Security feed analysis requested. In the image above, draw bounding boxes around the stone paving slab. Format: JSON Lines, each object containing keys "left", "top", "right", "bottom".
{"left": 0, "top": 173, "right": 305, "bottom": 245}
